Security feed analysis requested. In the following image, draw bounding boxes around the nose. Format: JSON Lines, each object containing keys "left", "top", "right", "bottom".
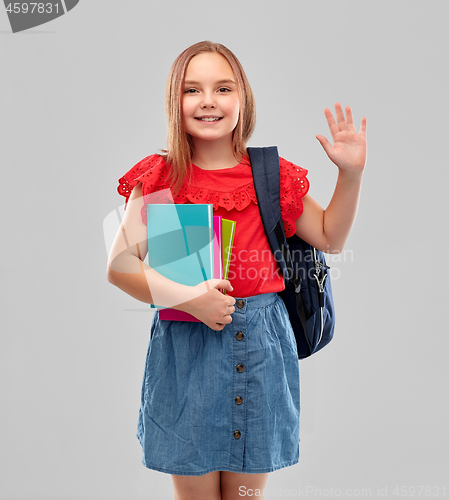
{"left": 201, "top": 91, "right": 216, "bottom": 109}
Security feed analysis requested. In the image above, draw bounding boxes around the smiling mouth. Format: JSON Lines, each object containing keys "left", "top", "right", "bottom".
{"left": 195, "top": 117, "right": 223, "bottom": 122}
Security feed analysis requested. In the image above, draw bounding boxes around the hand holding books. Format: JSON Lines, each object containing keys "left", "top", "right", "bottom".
{"left": 176, "top": 278, "right": 236, "bottom": 331}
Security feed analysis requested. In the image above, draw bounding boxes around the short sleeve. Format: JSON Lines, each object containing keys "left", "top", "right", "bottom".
{"left": 117, "top": 154, "right": 171, "bottom": 224}
{"left": 279, "top": 156, "right": 310, "bottom": 238}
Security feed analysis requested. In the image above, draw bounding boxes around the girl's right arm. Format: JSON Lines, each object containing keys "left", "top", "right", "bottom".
{"left": 106, "top": 182, "right": 235, "bottom": 330}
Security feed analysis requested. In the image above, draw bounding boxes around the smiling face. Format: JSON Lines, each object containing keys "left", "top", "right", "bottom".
{"left": 181, "top": 52, "right": 240, "bottom": 145}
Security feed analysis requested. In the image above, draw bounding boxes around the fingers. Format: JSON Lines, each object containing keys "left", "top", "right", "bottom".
{"left": 220, "top": 301, "right": 235, "bottom": 320}
{"left": 325, "top": 103, "right": 357, "bottom": 135}
{"left": 214, "top": 279, "right": 234, "bottom": 293}
{"left": 215, "top": 314, "right": 232, "bottom": 330}
{"left": 333, "top": 102, "right": 354, "bottom": 131}
{"left": 334, "top": 102, "right": 346, "bottom": 127}
{"left": 324, "top": 107, "right": 339, "bottom": 137}
{"left": 215, "top": 300, "right": 236, "bottom": 329}
{"left": 316, "top": 134, "right": 332, "bottom": 153}
{"left": 359, "top": 116, "right": 367, "bottom": 138}
{"left": 345, "top": 105, "right": 355, "bottom": 129}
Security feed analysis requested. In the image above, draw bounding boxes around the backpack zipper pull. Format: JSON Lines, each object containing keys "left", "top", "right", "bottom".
{"left": 313, "top": 248, "right": 328, "bottom": 308}
{"left": 289, "top": 267, "right": 302, "bottom": 294}
{"left": 315, "top": 273, "right": 327, "bottom": 307}
{"left": 294, "top": 277, "right": 302, "bottom": 294}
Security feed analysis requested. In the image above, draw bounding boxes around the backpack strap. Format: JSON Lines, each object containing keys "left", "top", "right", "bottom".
{"left": 246, "top": 147, "right": 280, "bottom": 232}
{"left": 247, "top": 146, "right": 308, "bottom": 337}
{"left": 247, "top": 146, "right": 291, "bottom": 281}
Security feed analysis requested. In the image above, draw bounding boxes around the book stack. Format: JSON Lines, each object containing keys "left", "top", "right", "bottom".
{"left": 146, "top": 204, "right": 236, "bottom": 322}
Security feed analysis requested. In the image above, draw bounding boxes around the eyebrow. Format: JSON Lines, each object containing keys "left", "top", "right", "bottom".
{"left": 184, "top": 79, "right": 236, "bottom": 86}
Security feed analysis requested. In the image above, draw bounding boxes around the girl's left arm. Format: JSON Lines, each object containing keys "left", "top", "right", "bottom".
{"left": 294, "top": 102, "right": 367, "bottom": 254}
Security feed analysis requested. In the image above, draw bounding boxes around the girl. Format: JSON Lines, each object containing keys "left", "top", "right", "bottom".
{"left": 107, "top": 41, "right": 367, "bottom": 500}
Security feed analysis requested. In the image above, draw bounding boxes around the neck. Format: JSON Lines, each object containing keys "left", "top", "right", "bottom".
{"left": 191, "top": 136, "right": 242, "bottom": 170}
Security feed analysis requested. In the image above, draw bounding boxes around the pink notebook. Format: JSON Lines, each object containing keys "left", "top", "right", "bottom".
{"left": 159, "top": 215, "right": 223, "bottom": 321}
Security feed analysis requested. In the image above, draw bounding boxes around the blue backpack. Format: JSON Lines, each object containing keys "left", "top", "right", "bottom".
{"left": 247, "top": 146, "right": 336, "bottom": 359}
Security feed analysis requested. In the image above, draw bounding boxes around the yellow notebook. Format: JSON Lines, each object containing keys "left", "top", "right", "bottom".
{"left": 221, "top": 218, "right": 236, "bottom": 293}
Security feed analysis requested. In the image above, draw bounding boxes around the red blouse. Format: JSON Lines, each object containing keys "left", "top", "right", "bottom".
{"left": 117, "top": 154, "right": 309, "bottom": 298}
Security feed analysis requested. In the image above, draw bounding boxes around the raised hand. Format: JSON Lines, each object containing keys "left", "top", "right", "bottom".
{"left": 316, "top": 103, "right": 367, "bottom": 176}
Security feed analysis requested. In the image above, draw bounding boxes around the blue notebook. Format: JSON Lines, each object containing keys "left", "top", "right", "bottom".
{"left": 146, "top": 204, "right": 214, "bottom": 311}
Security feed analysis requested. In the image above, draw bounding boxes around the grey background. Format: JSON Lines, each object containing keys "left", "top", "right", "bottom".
{"left": 1, "top": 1, "right": 448, "bottom": 499}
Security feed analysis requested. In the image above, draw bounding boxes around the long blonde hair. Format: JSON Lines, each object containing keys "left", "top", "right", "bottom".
{"left": 161, "top": 41, "right": 256, "bottom": 197}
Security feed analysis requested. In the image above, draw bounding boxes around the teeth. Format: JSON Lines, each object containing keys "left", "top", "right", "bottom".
{"left": 200, "top": 117, "right": 221, "bottom": 121}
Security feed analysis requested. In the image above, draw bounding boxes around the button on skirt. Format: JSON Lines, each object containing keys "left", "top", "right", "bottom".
{"left": 136, "top": 292, "right": 300, "bottom": 476}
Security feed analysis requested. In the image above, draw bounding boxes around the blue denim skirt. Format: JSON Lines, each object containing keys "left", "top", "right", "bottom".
{"left": 136, "top": 292, "right": 300, "bottom": 476}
